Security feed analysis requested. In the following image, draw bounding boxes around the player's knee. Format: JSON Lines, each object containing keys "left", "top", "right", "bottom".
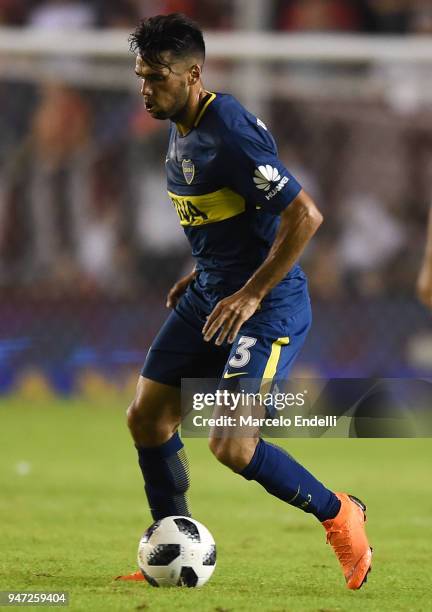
{"left": 126, "top": 398, "right": 152, "bottom": 430}
{"left": 208, "top": 437, "right": 232, "bottom": 466}
{"left": 126, "top": 398, "right": 169, "bottom": 442}
{"left": 126, "top": 398, "right": 143, "bottom": 431}
{"left": 208, "top": 437, "right": 249, "bottom": 472}
{"left": 126, "top": 400, "right": 142, "bottom": 434}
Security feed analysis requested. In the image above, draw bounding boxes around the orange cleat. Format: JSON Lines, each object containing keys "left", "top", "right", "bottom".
{"left": 322, "top": 493, "right": 372, "bottom": 590}
{"left": 114, "top": 570, "right": 146, "bottom": 582}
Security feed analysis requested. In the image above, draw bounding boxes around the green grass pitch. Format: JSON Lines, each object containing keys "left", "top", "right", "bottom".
{"left": 0, "top": 398, "right": 431, "bottom": 611}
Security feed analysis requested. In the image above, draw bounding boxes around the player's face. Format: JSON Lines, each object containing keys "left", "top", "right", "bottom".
{"left": 135, "top": 55, "right": 191, "bottom": 121}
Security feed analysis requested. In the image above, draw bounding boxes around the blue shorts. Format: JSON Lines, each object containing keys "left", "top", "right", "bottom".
{"left": 141, "top": 283, "right": 312, "bottom": 390}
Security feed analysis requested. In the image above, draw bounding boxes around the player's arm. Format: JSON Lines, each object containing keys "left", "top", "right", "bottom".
{"left": 417, "top": 204, "right": 432, "bottom": 309}
{"left": 203, "top": 189, "right": 322, "bottom": 345}
{"left": 166, "top": 267, "right": 197, "bottom": 308}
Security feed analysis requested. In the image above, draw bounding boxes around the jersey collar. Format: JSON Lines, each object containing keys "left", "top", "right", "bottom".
{"left": 193, "top": 92, "right": 216, "bottom": 128}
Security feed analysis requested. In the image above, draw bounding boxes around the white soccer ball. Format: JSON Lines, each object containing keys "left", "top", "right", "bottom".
{"left": 137, "top": 516, "right": 216, "bottom": 587}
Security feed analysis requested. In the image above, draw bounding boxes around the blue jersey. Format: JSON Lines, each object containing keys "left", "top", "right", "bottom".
{"left": 165, "top": 92, "right": 309, "bottom": 318}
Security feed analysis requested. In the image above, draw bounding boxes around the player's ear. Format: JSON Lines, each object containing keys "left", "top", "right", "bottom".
{"left": 188, "top": 64, "right": 201, "bottom": 85}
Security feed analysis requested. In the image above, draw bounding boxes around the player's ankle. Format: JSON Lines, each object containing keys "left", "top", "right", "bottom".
{"left": 317, "top": 493, "right": 341, "bottom": 523}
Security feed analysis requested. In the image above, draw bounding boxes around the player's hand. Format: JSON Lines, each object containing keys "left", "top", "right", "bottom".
{"left": 202, "top": 288, "right": 261, "bottom": 345}
{"left": 166, "top": 271, "right": 195, "bottom": 308}
{"left": 417, "top": 262, "right": 432, "bottom": 308}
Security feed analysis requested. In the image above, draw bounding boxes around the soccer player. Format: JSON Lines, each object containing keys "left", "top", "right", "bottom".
{"left": 417, "top": 205, "right": 432, "bottom": 308}
{"left": 117, "top": 13, "right": 372, "bottom": 589}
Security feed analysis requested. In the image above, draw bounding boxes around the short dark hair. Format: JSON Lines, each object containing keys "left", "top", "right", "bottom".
{"left": 129, "top": 13, "right": 205, "bottom": 68}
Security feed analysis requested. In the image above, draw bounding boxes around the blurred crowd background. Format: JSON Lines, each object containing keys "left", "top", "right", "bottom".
{"left": 1, "top": 0, "right": 432, "bottom": 32}
{"left": 1, "top": 0, "right": 432, "bottom": 395}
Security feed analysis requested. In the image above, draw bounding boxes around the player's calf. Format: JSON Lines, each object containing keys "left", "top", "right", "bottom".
{"left": 213, "top": 437, "right": 342, "bottom": 524}
{"left": 208, "top": 436, "right": 258, "bottom": 472}
{"left": 126, "top": 376, "right": 190, "bottom": 520}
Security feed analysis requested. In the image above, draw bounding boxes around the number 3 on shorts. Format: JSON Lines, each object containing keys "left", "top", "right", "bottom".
{"left": 228, "top": 336, "right": 257, "bottom": 368}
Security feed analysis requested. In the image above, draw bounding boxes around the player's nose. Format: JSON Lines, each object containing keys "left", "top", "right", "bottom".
{"left": 141, "top": 79, "right": 152, "bottom": 97}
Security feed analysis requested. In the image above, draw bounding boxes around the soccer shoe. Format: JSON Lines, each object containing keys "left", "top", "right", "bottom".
{"left": 322, "top": 492, "right": 372, "bottom": 590}
{"left": 114, "top": 570, "right": 146, "bottom": 582}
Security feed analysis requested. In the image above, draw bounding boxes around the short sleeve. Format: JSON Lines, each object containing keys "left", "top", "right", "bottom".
{"left": 223, "top": 115, "right": 302, "bottom": 215}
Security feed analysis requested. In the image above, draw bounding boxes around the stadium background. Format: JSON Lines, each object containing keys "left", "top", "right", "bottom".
{"left": 1, "top": 0, "right": 432, "bottom": 400}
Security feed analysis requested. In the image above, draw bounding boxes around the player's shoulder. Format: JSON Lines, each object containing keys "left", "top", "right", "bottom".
{"left": 209, "top": 93, "right": 274, "bottom": 148}
{"left": 210, "top": 93, "right": 251, "bottom": 125}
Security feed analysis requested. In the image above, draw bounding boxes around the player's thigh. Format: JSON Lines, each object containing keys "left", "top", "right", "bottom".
{"left": 223, "top": 304, "right": 312, "bottom": 385}
{"left": 142, "top": 297, "right": 228, "bottom": 387}
{"left": 209, "top": 307, "right": 311, "bottom": 461}
{"left": 134, "top": 296, "right": 228, "bottom": 429}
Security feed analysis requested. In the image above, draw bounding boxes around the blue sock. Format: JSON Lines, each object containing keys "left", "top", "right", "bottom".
{"left": 240, "top": 439, "right": 340, "bottom": 521}
{"left": 136, "top": 432, "right": 190, "bottom": 520}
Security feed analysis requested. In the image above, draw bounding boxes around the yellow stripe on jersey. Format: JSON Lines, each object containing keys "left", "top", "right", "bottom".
{"left": 259, "top": 337, "right": 290, "bottom": 394}
{"left": 194, "top": 92, "right": 216, "bottom": 127}
{"left": 168, "top": 188, "right": 246, "bottom": 227}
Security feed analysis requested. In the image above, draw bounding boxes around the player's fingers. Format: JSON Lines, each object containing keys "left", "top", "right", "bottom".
{"left": 202, "top": 310, "right": 215, "bottom": 335}
{"left": 205, "top": 306, "right": 238, "bottom": 343}
{"left": 203, "top": 310, "right": 227, "bottom": 341}
{"left": 215, "top": 313, "right": 240, "bottom": 346}
{"left": 202, "top": 304, "right": 224, "bottom": 337}
{"left": 227, "top": 316, "right": 246, "bottom": 344}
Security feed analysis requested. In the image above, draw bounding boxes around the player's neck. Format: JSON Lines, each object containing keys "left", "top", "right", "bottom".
{"left": 174, "top": 86, "right": 209, "bottom": 136}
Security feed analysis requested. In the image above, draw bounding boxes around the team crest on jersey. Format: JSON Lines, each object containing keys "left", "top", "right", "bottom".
{"left": 182, "top": 159, "right": 195, "bottom": 185}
